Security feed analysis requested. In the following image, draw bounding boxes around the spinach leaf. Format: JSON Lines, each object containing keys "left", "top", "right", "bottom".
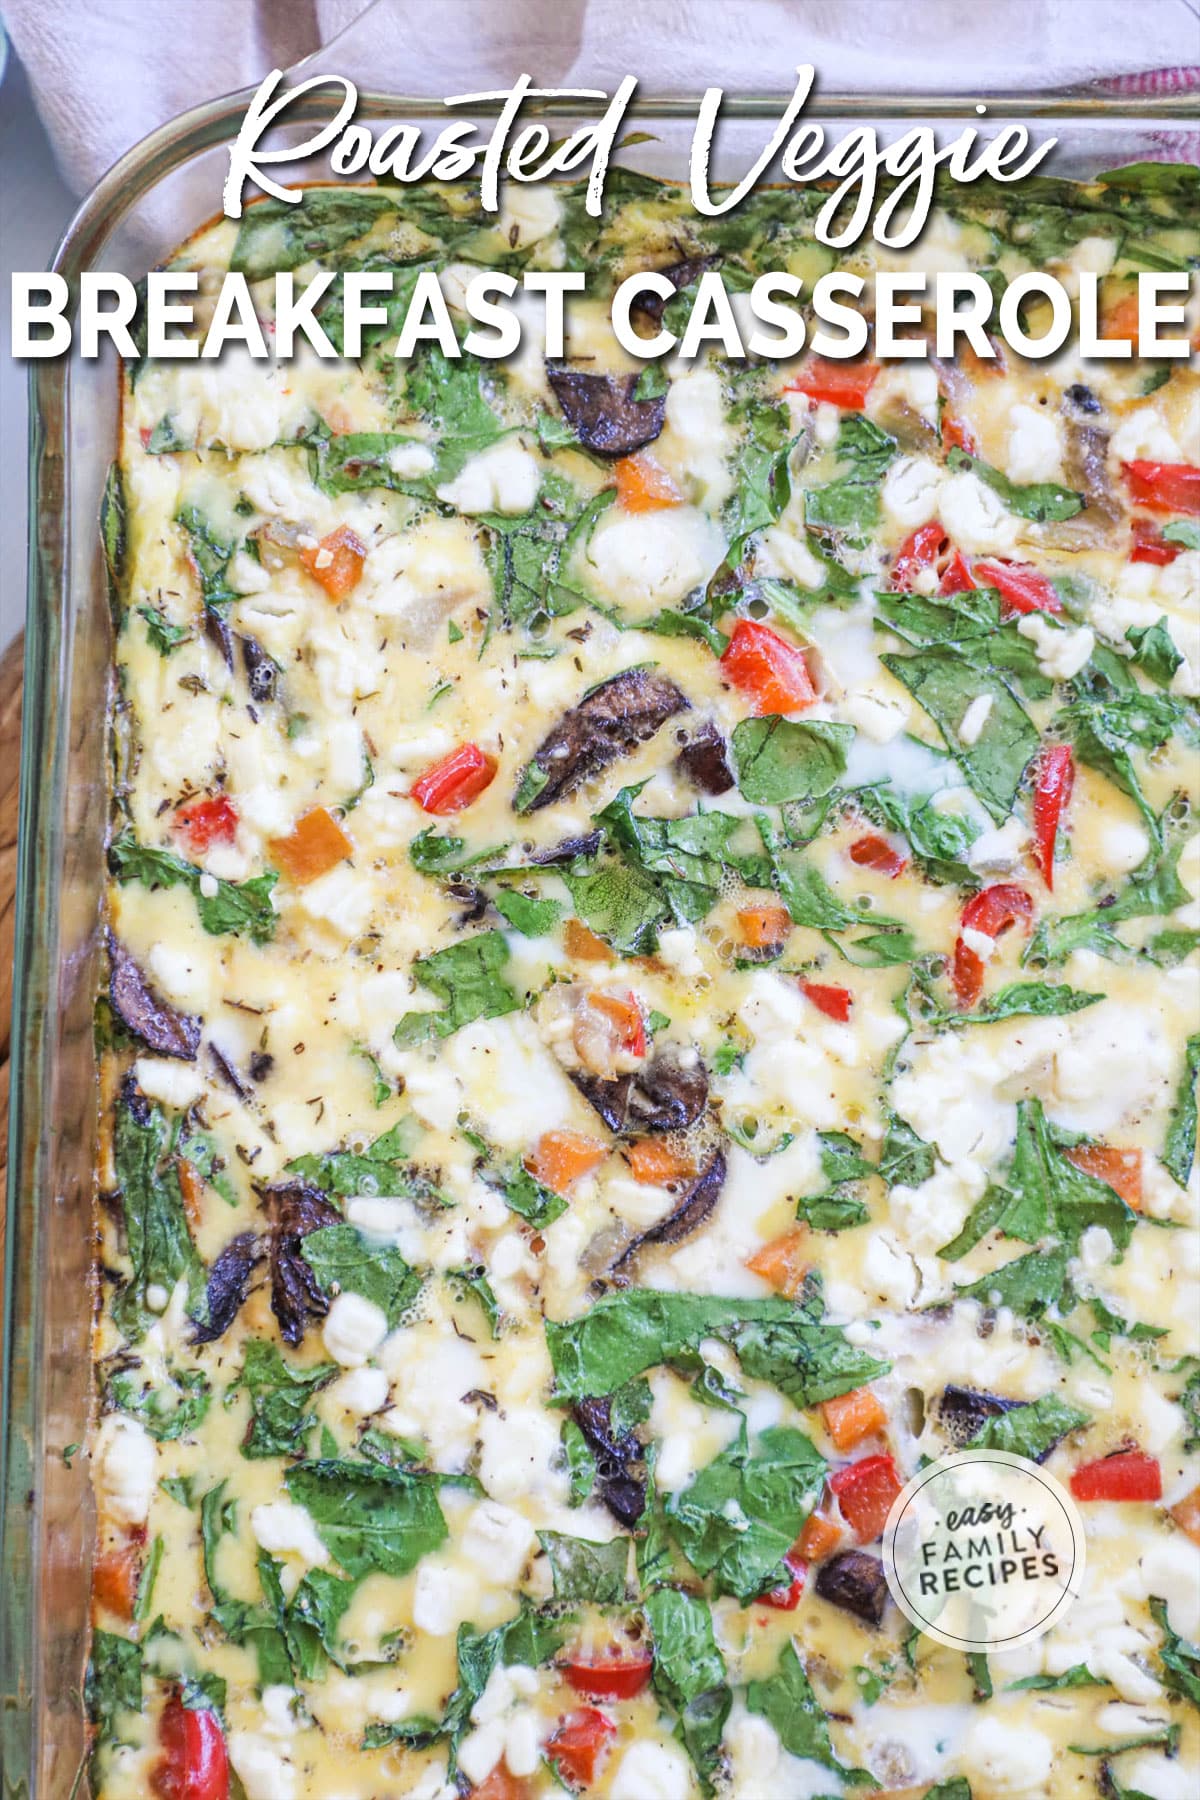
{"left": 136, "top": 605, "right": 190, "bottom": 656}
{"left": 495, "top": 1162, "right": 567, "bottom": 1230}
{"left": 231, "top": 190, "right": 396, "bottom": 280}
{"left": 175, "top": 505, "right": 238, "bottom": 609}
{"left": 444, "top": 1607, "right": 570, "bottom": 1743}
{"left": 796, "top": 1130, "right": 876, "bottom": 1229}
{"left": 111, "top": 1091, "right": 207, "bottom": 1341}
{"left": 200, "top": 1483, "right": 293, "bottom": 1682}
{"left": 993, "top": 1099, "right": 1137, "bottom": 1252}
{"left": 1126, "top": 617, "right": 1183, "bottom": 688}
{"left": 233, "top": 1341, "right": 338, "bottom": 1459}
{"left": 312, "top": 432, "right": 438, "bottom": 497}
{"left": 880, "top": 1113, "right": 936, "bottom": 1189}
{"left": 946, "top": 447, "right": 1083, "bottom": 522}
{"left": 561, "top": 857, "right": 675, "bottom": 955}
{"left": 286, "top": 1119, "right": 426, "bottom": 1198}
{"left": 860, "top": 785, "right": 979, "bottom": 885}
{"left": 1164, "top": 521, "right": 1200, "bottom": 550}
{"left": 1009, "top": 1664, "right": 1104, "bottom": 1692}
{"left": 107, "top": 1365, "right": 211, "bottom": 1441}
{"left": 882, "top": 651, "right": 1037, "bottom": 822}
{"left": 281, "top": 1563, "right": 361, "bottom": 1676}
{"left": 86, "top": 1631, "right": 143, "bottom": 1740}
{"left": 394, "top": 931, "right": 520, "bottom": 1043}
{"left": 666, "top": 1423, "right": 826, "bottom": 1601}
{"left": 403, "top": 344, "right": 506, "bottom": 482}
{"left": 109, "top": 833, "right": 278, "bottom": 944}
{"left": 1027, "top": 815, "right": 1191, "bottom": 965}
{"left": 732, "top": 716, "right": 853, "bottom": 804}
{"left": 485, "top": 483, "right": 612, "bottom": 632}
{"left": 644, "top": 1588, "right": 730, "bottom": 1795}
{"left": 955, "top": 1246, "right": 1069, "bottom": 1317}
{"left": 1164, "top": 1032, "right": 1200, "bottom": 1189}
{"left": 724, "top": 401, "right": 795, "bottom": 562}
{"left": 493, "top": 888, "right": 562, "bottom": 935}
{"left": 803, "top": 415, "right": 897, "bottom": 544}
{"left": 300, "top": 1224, "right": 423, "bottom": 1327}
{"left": 1151, "top": 1595, "right": 1200, "bottom": 1709}
{"left": 965, "top": 1392, "right": 1090, "bottom": 1461}
{"left": 537, "top": 1530, "right": 629, "bottom": 1603}
{"left": 595, "top": 784, "right": 741, "bottom": 927}
{"left": 545, "top": 1290, "right": 889, "bottom": 1404}
{"left": 284, "top": 1459, "right": 447, "bottom": 1579}
{"left": 746, "top": 1640, "right": 876, "bottom": 1786}
{"left": 448, "top": 1264, "right": 501, "bottom": 1337}
{"left": 409, "top": 828, "right": 510, "bottom": 876}
{"left": 1068, "top": 691, "right": 1184, "bottom": 843}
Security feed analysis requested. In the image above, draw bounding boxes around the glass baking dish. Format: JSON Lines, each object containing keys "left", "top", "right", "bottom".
{"left": 3, "top": 17, "right": 1197, "bottom": 1786}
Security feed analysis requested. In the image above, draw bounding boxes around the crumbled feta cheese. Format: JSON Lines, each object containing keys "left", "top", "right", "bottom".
{"left": 411, "top": 1558, "right": 478, "bottom": 1636}
{"left": 387, "top": 441, "right": 436, "bottom": 478}
{"left": 937, "top": 469, "right": 1020, "bottom": 553}
{"left": 322, "top": 1292, "right": 389, "bottom": 1367}
{"left": 1098, "top": 819, "right": 1151, "bottom": 875}
{"left": 460, "top": 1500, "right": 538, "bottom": 1585}
{"left": 332, "top": 1365, "right": 389, "bottom": 1415}
{"left": 132, "top": 1056, "right": 206, "bottom": 1110}
{"left": 610, "top": 1739, "right": 693, "bottom": 1800}
{"left": 841, "top": 686, "right": 909, "bottom": 743}
{"left": 957, "top": 693, "right": 993, "bottom": 746}
{"left": 260, "top": 1687, "right": 302, "bottom": 1738}
{"left": 881, "top": 454, "right": 943, "bottom": 528}
{"left": 1017, "top": 612, "right": 1095, "bottom": 680}
{"left": 228, "top": 1733, "right": 297, "bottom": 1800}
{"left": 92, "top": 1415, "right": 156, "bottom": 1528}
{"left": 961, "top": 1715, "right": 1052, "bottom": 1793}
{"left": 966, "top": 816, "right": 1029, "bottom": 875}
{"left": 250, "top": 1500, "right": 328, "bottom": 1567}
{"left": 757, "top": 524, "right": 827, "bottom": 588}
{"left": 584, "top": 505, "right": 725, "bottom": 615}
{"left": 656, "top": 926, "right": 706, "bottom": 976}
{"left": 1006, "top": 402, "right": 1063, "bottom": 484}
{"left": 295, "top": 864, "right": 373, "bottom": 939}
{"left": 436, "top": 439, "right": 540, "bottom": 516}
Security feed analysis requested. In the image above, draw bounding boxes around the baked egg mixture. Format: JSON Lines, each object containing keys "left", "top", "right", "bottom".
{"left": 88, "top": 169, "right": 1200, "bottom": 1800}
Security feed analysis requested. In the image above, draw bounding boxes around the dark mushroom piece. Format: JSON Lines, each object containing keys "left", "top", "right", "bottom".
{"left": 1061, "top": 411, "right": 1122, "bottom": 527}
{"left": 209, "top": 1043, "right": 253, "bottom": 1102}
{"left": 546, "top": 367, "right": 668, "bottom": 460}
{"left": 572, "top": 1395, "right": 646, "bottom": 1526}
{"left": 204, "top": 605, "right": 235, "bottom": 671}
{"left": 676, "top": 723, "right": 734, "bottom": 796}
{"left": 630, "top": 254, "right": 720, "bottom": 325}
{"left": 107, "top": 931, "right": 201, "bottom": 1060}
{"left": 239, "top": 633, "right": 279, "bottom": 705}
{"left": 191, "top": 1231, "right": 264, "bottom": 1344}
{"left": 571, "top": 1048, "right": 709, "bottom": 1137}
{"left": 514, "top": 667, "right": 689, "bottom": 813}
{"left": 611, "top": 1149, "right": 725, "bottom": 1278}
{"left": 530, "top": 830, "right": 603, "bottom": 866}
{"left": 934, "top": 1383, "right": 1023, "bottom": 1447}
{"left": 261, "top": 1180, "right": 342, "bottom": 1346}
{"left": 814, "top": 1549, "right": 889, "bottom": 1625}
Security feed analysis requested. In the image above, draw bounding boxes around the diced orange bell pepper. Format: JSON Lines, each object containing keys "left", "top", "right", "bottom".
{"left": 615, "top": 453, "right": 682, "bottom": 512}
{"left": 822, "top": 1387, "right": 888, "bottom": 1452}
{"left": 1170, "top": 1484, "right": 1200, "bottom": 1547}
{"left": 299, "top": 525, "right": 367, "bottom": 601}
{"left": 526, "top": 1130, "right": 608, "bottom": 1196}
{"left": 628, "top": 1140, "right": 695, "bottom": 1185}
{"left": 737, "top": 905, "right": 792, "bottom": 950}
{"left": 468, "top": 1765, "right": 534, "bottom": 1800}
{"left": 269, "top": 807, "right": 353, "bottom": 886}
{"left": 587, "top": 992, "right": 646, "bottom": 1058}
{"left": 1065, "top": 1145, "right": 1143, "bottom": 1209}
{"left": 745, "top": 1227, "right": 810, "bottom": 1299}
{"left": 93, "top": 1543, "right": 141, "bottom": 1619}
{"left": 177, "top": 1158, "right": 205, "bottom": 1233}
{"left": 1102, "top": 289, "right": 1141, "bottom": 348}
{"left": 564, "top": 918, "right": 613, "bottom": 961}
{"left": 794, "top": 1510, "right": 843, "bottom": 1563}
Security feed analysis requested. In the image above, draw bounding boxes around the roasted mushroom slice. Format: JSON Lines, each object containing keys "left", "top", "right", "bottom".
{"left": 261, "top": 1180, "right": 342, "bottom": 1346}
{"left": 571, "top": 1048, "right": 709, "bottom": 1136}
{"left": 515, "top": 668, "right": 689, "bottom": 813}
{"left": 191, "top": 1231, "right": 264, "bottom": 1344}
{"left": 530, "top": 830, "right": 603, "bottom": 865}
{"left": 107, "top": 931, "right": 201, "bottom": 1060}
{"left": 630, "top": 254, "right": 720, "bottom": 325}
{"left": 612, "top": 1149, "right": 725, "bottom": 1276}
{"left": 239, "top": 632, "right": 279, "bottom": 705}
{"left": 572, "top": 1395, "right": 647, "bottom": 1526}
{"left": 934, "top": 1383, "right": 1022, "bottom": 1447}
{"left": 676, "top": 722, "right": 735, "bottom": 796}
{"left": 546, "top": 367, "right": 668, "bottom": 459}
{"left": 814, "top": 1549, "right": 889, "bottom": 1625}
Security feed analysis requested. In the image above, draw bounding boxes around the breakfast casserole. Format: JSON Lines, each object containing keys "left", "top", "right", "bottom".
{"left": 88, "top": 167, "right": 1200, "bottom": 1800}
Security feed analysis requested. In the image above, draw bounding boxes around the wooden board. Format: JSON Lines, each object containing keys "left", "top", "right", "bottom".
{"left": 0, "top": 631, "right": 24, "bottom": 1278}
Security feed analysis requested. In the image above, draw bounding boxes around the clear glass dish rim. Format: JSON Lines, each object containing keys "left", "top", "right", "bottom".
{"left": 4, "top": 71, "right": 1198, "bottom": 1795}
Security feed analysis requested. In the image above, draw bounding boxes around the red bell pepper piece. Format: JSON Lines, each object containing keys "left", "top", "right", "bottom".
{"left": 175, "top": 794, "right": 238, "bottom": 853}
{"left": 151, "top": 1696, "right": 229, "bottom": 1800}
{"left": 849, "top": 833, "right": 907, "bottom": 879}
{"left": 785, "top": 357, "right": 880, "bottom": 410}
{"left": 1122, "top": 460, "right": 1200, "bottom": 518}
{"left": 889, "top": 523, "right": 948, "bottom": 593}
{"left": 1070, "top": 1450, "right": 1162, "bottom": 1504}
{"left": 1032, "top": 744, "right": 1075, "bottom": 890}
{"left": 941, "top": 411, "right": 977, "bottom": 457}
{"left": 1065, "top": 1144, "right": 1143, "bottom": 1209}
{"left": 720, "top": 619, "right": 816, "bottom": 716}
{"left": 411, "top": 743, "right": 498, "bottom": 815}
{"left": 972, "top": 559, "right": 1062, "bottom": 616}
{"left": 547, "top": 1708, "right": 618, "bottom": 1785}
{"left": 1129, "top": 518, "right": 1183, "bottom": 565}
{"left": 829, "top": 1454, "right": 904, "bottom": 1543}
{"left": 800, "top": 980, "right": 853, "bottom": 1022}
{"left": 758, "top": 1552, "right": 807, "bottom": 1610}
{"left": 563, "top": 1648, "right": 654, "bottom": 1701}
{"left": 952, "top": 883, "right": 1034, "bottom": 1009}
{"left": 937, "top": 549, "right": 977, "bottom": 596}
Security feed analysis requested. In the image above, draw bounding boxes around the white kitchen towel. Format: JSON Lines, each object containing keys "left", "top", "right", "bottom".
{"left": 4, "top": 0, "right": 1199, "bottom": 201}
